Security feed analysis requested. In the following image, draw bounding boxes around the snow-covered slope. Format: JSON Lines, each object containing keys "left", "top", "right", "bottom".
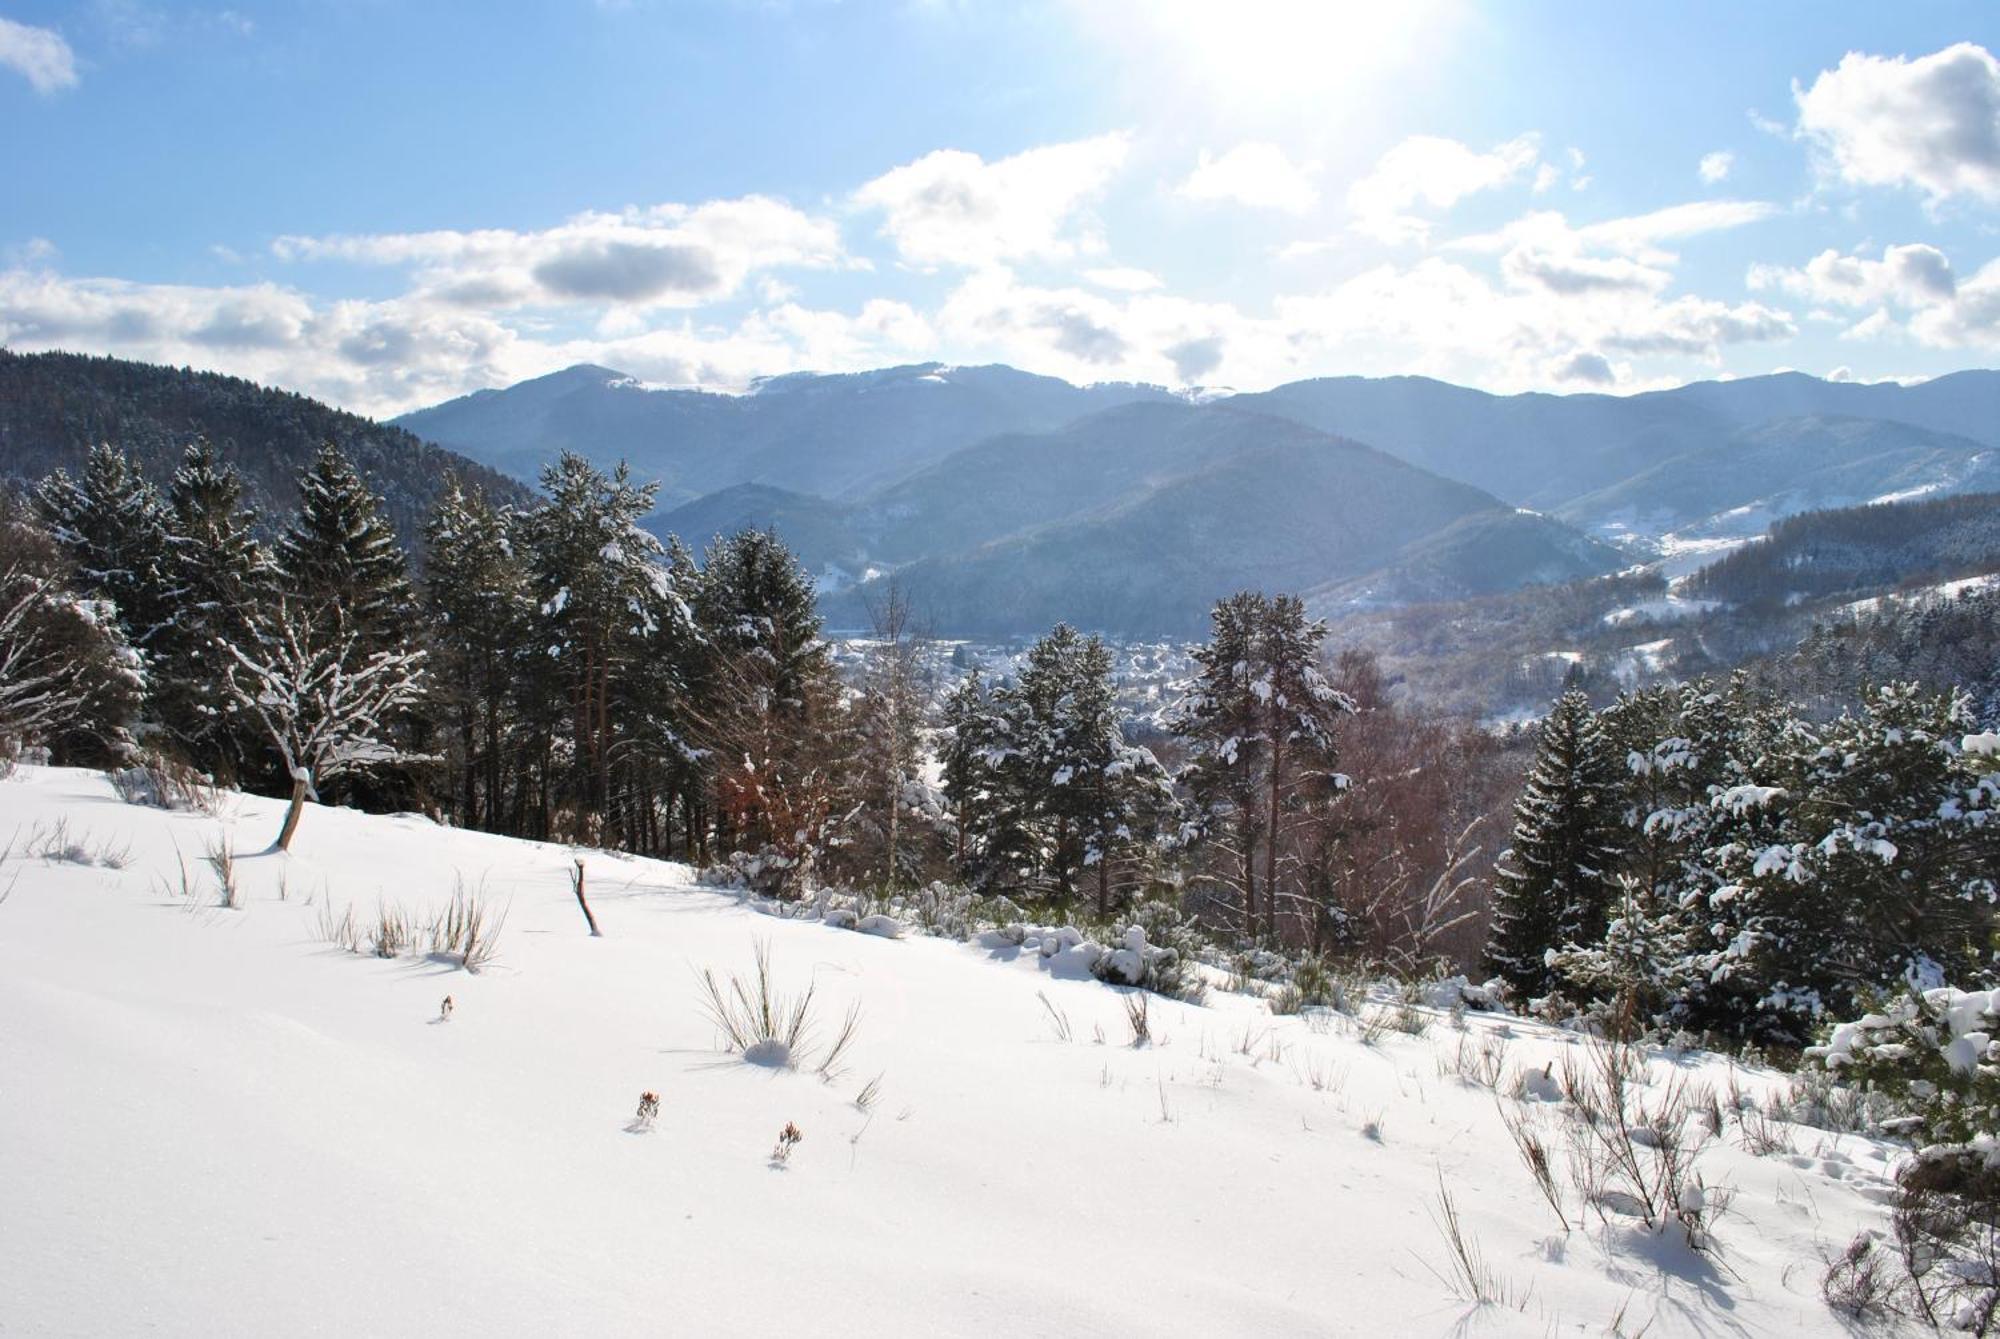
{"left": 1, "top": 767, "right": 1916, "bottom": 1337}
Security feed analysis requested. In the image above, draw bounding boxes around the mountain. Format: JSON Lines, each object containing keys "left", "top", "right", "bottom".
{"left": 394, "top": 362, "right": 1178, "bottom": 506}
{"left": 1227, "top": 370, "right": 2000, "bottom": 514}
{"left": 1555, "top": 415, "right": 2000, "bottom": 539}
{"left": 0, "top": 349, "right": 530, "bottom": 539}
{"left": 817, "top": 406, "right": 1623, "bottom": 636}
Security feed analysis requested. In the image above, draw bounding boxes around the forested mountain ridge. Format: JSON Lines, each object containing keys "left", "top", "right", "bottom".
{"left": 0, "top": 349, "right": 530, "bottom": 540}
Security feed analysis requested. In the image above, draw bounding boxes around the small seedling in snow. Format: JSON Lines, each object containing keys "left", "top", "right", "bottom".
{"left": 771, "top": 1121, "right": 803, "bottom": 1165}
{"left": 439, "top": 994, "right": 455, "bottom": 1023}
{"left": 635, "top": 1091, "right": 660, "bottom": 1129}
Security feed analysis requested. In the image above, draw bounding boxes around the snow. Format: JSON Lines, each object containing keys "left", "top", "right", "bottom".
{"left": 1840, "top": 572, "right": 2000, "bottom": 618}
{"left": 0, "top": 765, "right": 1922, "bottom": 1337}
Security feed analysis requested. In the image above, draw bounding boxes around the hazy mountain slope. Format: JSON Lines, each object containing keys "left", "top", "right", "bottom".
{"left": 653, "top": 483, "right": 864, "bottom": 576}
{"left": 1225, "top": 375, "right": 1733, "bottom": 506}
{"left": 395, "top": 362, "right": 1176, "bottom": 505}
{"left": 1660, "top": 368, "right": 2000, "bottom": 447}
{"left": 833, "top": 432, "right": 1618, "bottom": 636}
{"left": 0, "top": 349, "right": 530, "bottom": 540}
{"left": 1310, "top": 508, "right": 1627, "bottom": 608}
{"left": 1229, "top": 369, "right": 2000, "bottom": 512}
{"left": 853, "top": 402, "right": 1338, "bottom": 562}
{"left": 1557, "top": 415, "right": 2000, "bottom": 537}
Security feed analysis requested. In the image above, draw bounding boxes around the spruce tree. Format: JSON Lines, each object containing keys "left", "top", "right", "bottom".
{"left": 520, "top": 453, "right": 695, "bottom": 845}
{"left": 422, "top": 479, "right": 530, "bottom": 830}
{"left": 692, "top": 528, "right": 843, "bottom": 888}
{"left": 276, "top": 443, "right": 412, "bottom": 651}
{"left": 1485, "top": 689, "right": 1624, "bottom": 999}
{"left": 155, "top": 441, "right": 271, "bottom": 777}
{"left": 1172, "top": 592, "right": 1351, "bottom": 941}
{"left": 34, "top": 443, "right": 173, "bottom": 655}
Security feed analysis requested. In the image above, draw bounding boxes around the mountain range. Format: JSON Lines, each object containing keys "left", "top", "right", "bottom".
{"left": 397, "top": 359, "right": 2000, "bottom": 634}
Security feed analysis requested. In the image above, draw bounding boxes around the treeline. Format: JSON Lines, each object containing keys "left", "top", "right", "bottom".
{"left": 1488, "top": 677, "right": 2000, "bottom": 1046}
{"left": 0, "top": 442, "right": 1519, "bottom": 971}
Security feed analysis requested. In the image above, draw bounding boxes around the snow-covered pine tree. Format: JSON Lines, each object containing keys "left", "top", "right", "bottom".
{"left": 0, "top": 498, "right": 142, "bottom": 764}
{"left": 519, "top": 453, "right": 697, "bottom": 847}
{"left": 1172, "top": 592, "right": 1351, "bottom": 942}
{"left": 1781, "top": 684, "right": 1996, "bottom": 1013}
{"left": 276, "top": 443, "right": 413, "bottom": 653}
{"left": 939, "top": 666, "right": 1001, "bottom": 875}
{"left": 154, "top": 441, "right": 272, "bottom": 778}
{"left": 1172, "top": 592, "right": 1269, "bottom": 935}
{"left": 1485, "top": 689, "right": 1624, "bottom": 1000}
{"left": 846, "top": 580, "right": 938, "bottom": 890}
{"left": 422, "top": 478, "right": 531, "bottom": 830}
{"left": 691, "top": 528, "right": 843, "bottom": 891}
{"left": 34, "top": 443, "right": 174, "bottom": 657}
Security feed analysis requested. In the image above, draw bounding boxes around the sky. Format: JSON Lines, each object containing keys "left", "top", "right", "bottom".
{"left": 1, "top": 1, "right": 1998, "bottom": 418}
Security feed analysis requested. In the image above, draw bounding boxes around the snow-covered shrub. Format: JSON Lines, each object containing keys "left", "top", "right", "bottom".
{"left": 1814, "top": 988, "right": 2000, "bottom": 1199}
{"left": 1091, "top": 899, "right": 1203, "bottom": 1000}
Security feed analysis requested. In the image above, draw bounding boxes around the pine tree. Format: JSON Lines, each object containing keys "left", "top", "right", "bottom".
{"left": 846, "top": 581, "right": 936, "bottom": 889}
{"left": 34, "top": 443, "right": 173, "bottom": 655}
{"left": 276, "top": 443, "right": 413, "bottom": 652}
{"left": 1485, "top": 689, "right": 1624, "bottom": 999}
{"left": 155, "top": 442, "right": 271, "bottom": 777}
{"left": 422, "top": 479, "right": 530, "bottom": 830}
{"left": 1173, "top": 593, "right": 1268, "bottom": 934}
{"left": 520, "top": 453, "right": 696, "bottom": 846}
{"left": 1172, "top": 592, "right": 1351, "bottom": 941}
{"left": 692, "top": 528, "right": 843, "bottom": 890}
{"left": 939, "top": 666, "right": 1000, "bottom": 875}
{"left": 0, "top": 497, "right": 142, "bottom": 764}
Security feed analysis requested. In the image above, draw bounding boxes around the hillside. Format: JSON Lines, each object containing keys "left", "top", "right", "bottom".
{"left": 0, "top": 350, "right": 530, "bottom": 540}
{"left": 823, "top": 418, "right": 1622, "bottom": 637}
{"left": 0, "top": 764, "right": 1916, "bottom": 1337}
{"left": 1685, "top": 491, "right": 2000, "bottom": 607}
{"left": 1556, "top": 416, "right": 2000, "bottom": 540}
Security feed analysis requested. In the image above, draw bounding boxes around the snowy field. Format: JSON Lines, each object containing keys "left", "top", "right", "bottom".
{"left": 1, "top": 766, "right": 1920, "bottom": 1337}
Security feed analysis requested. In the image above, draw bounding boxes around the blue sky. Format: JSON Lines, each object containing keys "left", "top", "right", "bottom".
{"left": 2, "top": 1, "right": 1997, "bottom": 416}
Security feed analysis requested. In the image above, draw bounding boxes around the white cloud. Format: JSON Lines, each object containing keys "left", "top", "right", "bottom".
{"left": 1698, "top": 150, "right": 1734, "bottom": 184}
{"left": 1083, "top": 266, "right": 1164, "bottom": 292}
{"left": 852, "top": 133, "right": 1131, "bottom": 269}
{"left": 1909, "top": 258, "right": 2000, "bottom": 348}
{"left": 1747, "top": 243, "right": 1957, "bottom": 309}
{"left": 1794, "top": 43, "right": 2000, "bottom": 203}
{"left": 0, "top": 260, "right": 937, "bottom": 419}
{"left": 1345, "top": 134, "right": 1541, "bottom": 244}
{"left": 0, "top": 16, "right": 78, "bottom": 93}
{"left": 273, "top": 196, "right": 847, "bottom": 311}
{"left": 1179, "top": 142, "right": 1319, "bottom": 213}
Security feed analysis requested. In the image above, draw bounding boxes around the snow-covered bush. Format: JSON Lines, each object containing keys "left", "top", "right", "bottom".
{"left": 1815, "top": 988, "right": 2000, "bottom": 1189}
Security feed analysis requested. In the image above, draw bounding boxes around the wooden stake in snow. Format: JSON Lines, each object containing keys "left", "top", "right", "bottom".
{"left": 570, "top": 859, "right": 601, "bottom": 937}
{"left": 275, "top": 768, "right": 310, "bottom": 852}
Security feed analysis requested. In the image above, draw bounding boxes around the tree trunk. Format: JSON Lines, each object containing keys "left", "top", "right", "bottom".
{"left": 275, "top": 770, "right": 309, "bottom": 852}
{"left": 570, "top": 859, "right": 602, "bottom": 937}
{"left": 1266, "top": 729, "right": 1284, "bottom": 946}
